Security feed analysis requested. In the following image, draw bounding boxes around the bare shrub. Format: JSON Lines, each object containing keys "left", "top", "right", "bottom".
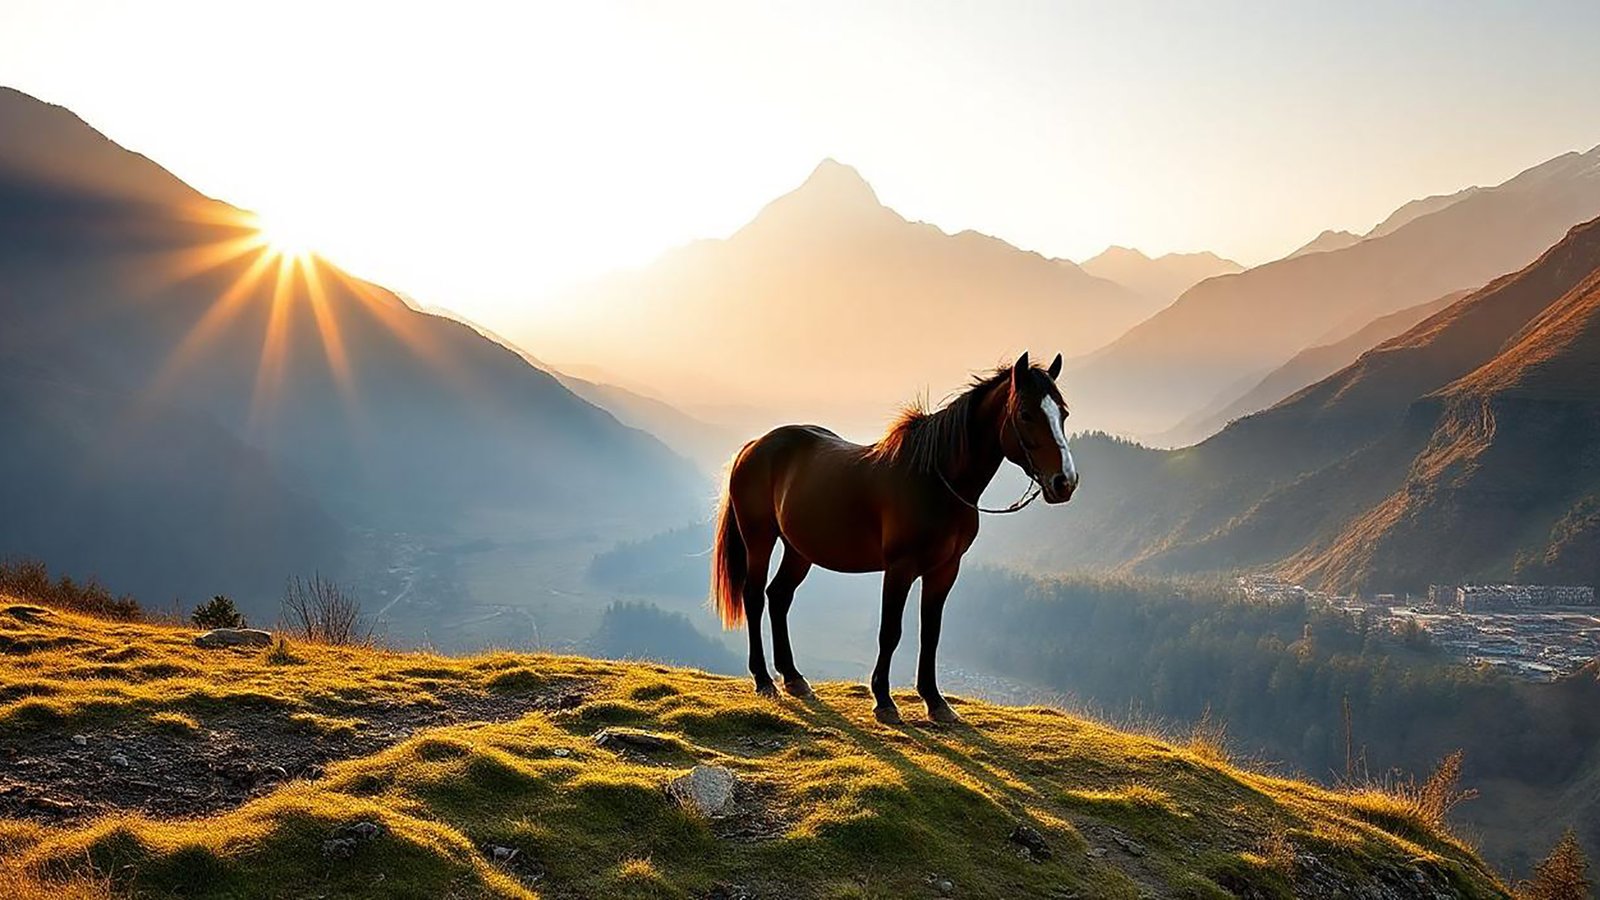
{"left": 1343, "top": 749, "right": 1479, "bottom": 836}
{"left": 280, "top": 575, "right": 369, "bottom": 645}
{"left": 1411, "top": 750, "right": 1476, "bottom": 829}
{"left": 0, "top": 557, "right": 141, "bottom": 620}
{"left": 1187, "top": 705, "right": 1230, "bottom": 763}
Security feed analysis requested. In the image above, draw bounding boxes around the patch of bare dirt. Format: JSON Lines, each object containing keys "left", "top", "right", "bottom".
{"left": 0, "top": 683, "right": 589, "bottom": 824}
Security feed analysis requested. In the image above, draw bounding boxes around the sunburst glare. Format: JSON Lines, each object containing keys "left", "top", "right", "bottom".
{"left": 252, "top": 210, "right": 318, "bottom": 261}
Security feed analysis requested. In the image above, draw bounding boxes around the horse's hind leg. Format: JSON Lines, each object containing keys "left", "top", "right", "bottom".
{"left": 740, "top": 522, "right": 780, "bottom": 697}
{"left": 767, "top": 539, "right": 813, "bottom": 697}
{"left": 870, "top": 562, "right": 918, "bottom": 724}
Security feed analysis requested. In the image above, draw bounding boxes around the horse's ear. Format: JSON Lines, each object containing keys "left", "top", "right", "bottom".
{"left": 1047, "top": 353, "right": 1063, "bottom": 380}
{"left": 1012, "top": 351, "right": 1030, "bottom": 391}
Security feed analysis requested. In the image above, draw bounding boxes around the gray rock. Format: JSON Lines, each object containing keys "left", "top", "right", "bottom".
{"left": 109, "top": 753, "right": 130, "bottom": 767}
{"left": 666, "top": 764, "right": 736, "bottom": 816}
{"left": 338, "top": 821, "right": 384, "bottom": 841}
{"left": 934, "top": 876, "right": 955, "bottom": 896}
{"left": 489, "top": 845, "right": 519, "bottom": 863}
{"left": 592, "top": 727, "right": 674, "bottom": 752}
{"left": 1108, "top": 829, "right": 1146, "bottom": 857}
{"left": 1008, "top": 823, "right": 1053, "bottom": 860}
{"left": 3, "top": 604, "right": 52, "bottom": 622}
{"left": 194, "top": 628, "right": 273, "bottom": 649}
{"left": 71, "top": 734, "right": 88, "bottom": 747}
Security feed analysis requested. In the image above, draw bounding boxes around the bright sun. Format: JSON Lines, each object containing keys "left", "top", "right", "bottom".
{"left": 252, "top": 211, "right": 317, "bottom": 260}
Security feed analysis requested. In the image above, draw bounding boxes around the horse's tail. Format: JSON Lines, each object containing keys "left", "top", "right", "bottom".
{"left": 710, "top": 465, "right": 748, "bottom": 630}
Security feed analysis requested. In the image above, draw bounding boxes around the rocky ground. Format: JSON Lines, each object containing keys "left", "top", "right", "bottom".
{"left": 0, "top": 685, "right": 581, "bottom": 824}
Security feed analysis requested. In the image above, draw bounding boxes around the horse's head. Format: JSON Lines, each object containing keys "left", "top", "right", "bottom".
{"left": 1002, "top": 351, "right": 1078, "bottom": 504}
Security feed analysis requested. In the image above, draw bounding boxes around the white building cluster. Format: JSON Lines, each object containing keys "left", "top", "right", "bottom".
{"left": 1444, "top": 584, "right": 1595, "bottom": 611}
{"left": 1236, "top": 575, "right": 1600, "bottom": 682}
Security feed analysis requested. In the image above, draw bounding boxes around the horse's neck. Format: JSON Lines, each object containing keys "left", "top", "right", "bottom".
{"left": 946, "top": 386, "right": 1007, "bottom": 503}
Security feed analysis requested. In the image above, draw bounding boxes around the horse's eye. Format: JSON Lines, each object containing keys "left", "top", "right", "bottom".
{"left": 1018, "top": 411, "right": 1034, "bottom": 422}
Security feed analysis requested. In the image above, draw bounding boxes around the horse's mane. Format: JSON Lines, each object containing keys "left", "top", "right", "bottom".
{"left": 868, "top": 368, "right": 1013, "bottom": 473}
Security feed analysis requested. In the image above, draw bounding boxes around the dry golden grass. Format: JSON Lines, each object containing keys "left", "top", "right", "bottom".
{"left": 0, "top": 599, "right": 1510, "bottom": 899}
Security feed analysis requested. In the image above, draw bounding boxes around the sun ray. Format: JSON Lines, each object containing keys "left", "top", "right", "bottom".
{"left": 145, "top": 246, "right": 278, "bottom": 400}
{"left": 248, "top": 251, "right": 301, "bottom": 429}
{"left": 301, "top": 255, "right": 355, "bottom": 402}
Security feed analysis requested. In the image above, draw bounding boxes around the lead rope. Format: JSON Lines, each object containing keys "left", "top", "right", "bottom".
{"left": 937, "top": 470, "right": 1041, "bottom": 514}
{"left": 936, "top": 413, "right": 1044, "bottom": 515}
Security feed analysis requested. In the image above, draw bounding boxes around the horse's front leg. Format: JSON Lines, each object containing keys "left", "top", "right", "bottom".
{"left": 916, "top": 559, "right": 961, "bottom": 723}
{"left": 870, "top": 562, "right": 917, "bottom": 724}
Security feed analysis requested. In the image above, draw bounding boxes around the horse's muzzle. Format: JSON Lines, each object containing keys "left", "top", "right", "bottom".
{"left": 1044, "top": 473, "right": 1077, "bottom": 504}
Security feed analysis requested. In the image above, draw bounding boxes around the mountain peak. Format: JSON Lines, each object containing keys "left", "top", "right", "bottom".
{"left": 793, "top": 157, "right": 880, "bottom": 206}
{"left": 1086, "top": 245, "right": 1152, "bottom": 264}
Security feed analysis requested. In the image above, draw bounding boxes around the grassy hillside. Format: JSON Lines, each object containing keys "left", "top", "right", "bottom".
{"left": 0, "top": 601, "right": 1508, "bottom": 899}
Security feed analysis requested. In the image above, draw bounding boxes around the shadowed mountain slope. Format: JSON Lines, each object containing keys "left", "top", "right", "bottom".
{"left": 1068, "top": 146, "right": 1600, "bottom": 437}
{"left": 989, "top": 216, "right": 1600, "bottom": 592}
{"left": 526, "top": 159, "right": 1148, "bottom": 435}
{"left": 0, "top": 87, "right": 702, "bottom": 610}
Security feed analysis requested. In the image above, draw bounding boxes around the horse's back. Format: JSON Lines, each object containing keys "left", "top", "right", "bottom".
{"left": 732, "top": 424, "right": 886, "bottom": 572}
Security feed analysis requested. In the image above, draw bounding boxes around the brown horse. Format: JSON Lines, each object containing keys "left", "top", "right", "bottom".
{"left": 709, "top": 351, "right": 1078, "bottom": 724}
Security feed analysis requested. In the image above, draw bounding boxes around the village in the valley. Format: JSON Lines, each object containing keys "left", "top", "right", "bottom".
{"left": 1237, "top": 576, "right": 1600, "bottom": 681}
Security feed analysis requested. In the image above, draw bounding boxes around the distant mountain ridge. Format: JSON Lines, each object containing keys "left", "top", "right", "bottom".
{"left": 1158, "top": 289, "right": 1469, "bottom": 447}
{"left": 1069, "top": 145, "right": 1600, "bottom": 438}
{"left": 1287, "top": 229, "right": 1361, "bottom": 258}
{"left": 522, "top": 158, "right": 1152, "bottom": 435}
{"left": 1079, "top": 245, "right": 1243, "bottom": 313}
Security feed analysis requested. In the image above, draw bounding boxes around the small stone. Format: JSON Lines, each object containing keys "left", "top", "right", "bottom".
{"left": 1108, "top": 831, "right": 1146, "bottom": 857}
{"left": 666, "top": 764, "right": 737, "bottom": 816}
{"left": 1008, "top": 823, "right": 1053, "bottom": 860}
{"left": 489, "top": 845, "right": 519, "bottom": 863}
{"left": 552, "top": 747, "right": 571, "bottom": 758}
{"left": 24, "top": 795, "right": 75, "bottom": 813}
{"left": 593, "top": 727, "right": 674, "bottom": 752}
{"left": 1088, "top": 847, "right": 1108, "bottom": 859}
{"left": 935, "top": 876, "right": 955, "bottom": 895}
{"left": 71, "top": 734, "right": 88, "bottom": 747}
{"left": 193, "top": 628, "right": 273, "bottom": 649}
{"left": 339, "top": 821, "right": 384, "bottom": 841}
{"left": 3, "top": 605, "right": 52, "bottom": 622}
{"left": 109, "top": 753, "right": 130, "bottom": 767}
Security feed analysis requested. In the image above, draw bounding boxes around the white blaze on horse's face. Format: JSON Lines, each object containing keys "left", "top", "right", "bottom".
{"left": 1040, "top": 395, "right": 1077, "bottom": 488}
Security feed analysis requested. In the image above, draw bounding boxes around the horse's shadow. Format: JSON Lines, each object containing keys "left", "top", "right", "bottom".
{"left": 783, "top": 688, "right": 1087, "bottom": 850}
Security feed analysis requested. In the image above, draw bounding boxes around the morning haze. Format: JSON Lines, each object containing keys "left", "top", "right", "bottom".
{"left": 3, "top": 3, "right": 1600, "bottom": 897}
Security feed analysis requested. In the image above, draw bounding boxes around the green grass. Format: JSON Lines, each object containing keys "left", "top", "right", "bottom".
{"left": 0, "top": 600, "right": 1510, "bottom": 899}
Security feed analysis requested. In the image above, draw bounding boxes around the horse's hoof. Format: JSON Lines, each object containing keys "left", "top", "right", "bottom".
{"left": 754, "top": 681, "right": 779, "bottom": 698}
{"left": 927, "top": 702, "right": 963, "bottom": 724}
{"left": 873, "top": 705, "right": 904, "bottom": 725}
{"left": 783, "top": 677, "right": 814, "bottom": 698}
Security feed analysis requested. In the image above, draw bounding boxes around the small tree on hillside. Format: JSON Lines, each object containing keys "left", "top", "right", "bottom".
{"left": 191, "top": 594, "right": 246, "bottom": 629}
{"left": 1521, "top": 829, "right": 1591, "bottom": 900}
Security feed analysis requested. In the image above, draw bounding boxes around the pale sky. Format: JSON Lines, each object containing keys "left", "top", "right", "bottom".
{"left": 3, "top": 1, "right": 1599, "bottom": 329}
